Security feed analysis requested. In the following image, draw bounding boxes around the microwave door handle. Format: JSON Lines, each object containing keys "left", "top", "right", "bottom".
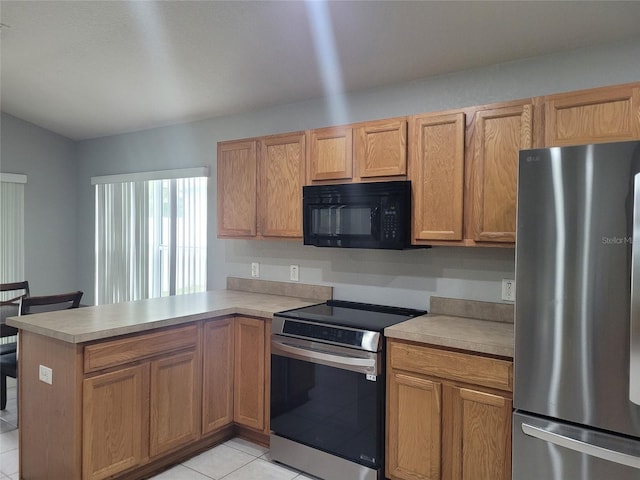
{"left": 371, "top": 206, "right": 380, "bottom": 239}
{"left": 631, "top": 172, "right": 640, "bottom": 405}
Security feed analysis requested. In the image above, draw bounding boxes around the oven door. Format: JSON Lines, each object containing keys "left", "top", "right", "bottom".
{"left": 270, "top": 335, "right": 384, "bottom": 469}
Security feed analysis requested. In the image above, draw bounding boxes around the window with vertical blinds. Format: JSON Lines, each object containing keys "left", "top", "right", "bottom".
{"left": 0, "top": 174, "right": 26, "bottom": 299}
{"left": 93, "top": 168, "right": 208, "bottom": 305}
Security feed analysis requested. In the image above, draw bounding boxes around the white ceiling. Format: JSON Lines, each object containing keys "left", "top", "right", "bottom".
{"left": 1, "top": 1, "right": 640, "bottom": 141}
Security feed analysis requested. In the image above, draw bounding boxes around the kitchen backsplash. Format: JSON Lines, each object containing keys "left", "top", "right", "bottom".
{"left": 430, "top": 296, "right": 514, "bottom": 323}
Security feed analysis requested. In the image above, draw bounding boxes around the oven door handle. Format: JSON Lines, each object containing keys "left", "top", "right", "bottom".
{"left": 271, "top": 338, "right": 379, "bottom": 375}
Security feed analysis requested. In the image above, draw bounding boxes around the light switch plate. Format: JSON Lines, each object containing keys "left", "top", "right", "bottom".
{"left": 251, "top": 262, "right": 260, "bottom": 278}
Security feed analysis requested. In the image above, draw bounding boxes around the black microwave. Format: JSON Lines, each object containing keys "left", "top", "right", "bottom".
{"left": 303, "top": 181, "right": 411, "bottom": 249}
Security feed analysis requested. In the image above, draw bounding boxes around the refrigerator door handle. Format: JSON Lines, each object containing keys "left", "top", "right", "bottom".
{"left": 522, "top": 423, "right": 640, "bottom": 469}
{"left": 631, "top": 173, "right": 640, "bottom": 406}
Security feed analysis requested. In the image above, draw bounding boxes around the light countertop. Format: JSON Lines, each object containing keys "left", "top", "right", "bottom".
{"left": 385, "top": 314, "right": 514, "bottom": 358}
{"left": 6, "top": 289, "right": 320, "bottom": 344}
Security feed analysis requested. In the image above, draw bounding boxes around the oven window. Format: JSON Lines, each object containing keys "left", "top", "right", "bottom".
{"left": 310, "top": 206, "right": 372, "bottom": 236}
{"left": 270, "top": 354, "right": 383, "bottom": 468}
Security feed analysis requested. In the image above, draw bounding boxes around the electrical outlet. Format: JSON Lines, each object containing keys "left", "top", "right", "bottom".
{"left": 502, "top": 279, "right": 515, "bottom": 302}
{"left": 251, "top": 262, "right": 260, "bottom": 278}
{"left": 290, "top": 265, "right": 299, "bottom": 282}
{"left": 39, "top": 364, "right": 53, "bottom": 385}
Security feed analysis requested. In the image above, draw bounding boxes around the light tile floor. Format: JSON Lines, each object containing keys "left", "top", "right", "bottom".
{"left": 0, "top": 382, "right": 318, "bottom": 480}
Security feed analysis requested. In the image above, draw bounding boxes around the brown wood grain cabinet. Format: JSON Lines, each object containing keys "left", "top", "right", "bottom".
{"left": 387, "top": 371, "right": 442, "bottom": 480}
{"left": 82, "top": 364, "right": 150, "bottom": 480}
{"left": 217, "top": 133, "right": 305, "bottom": 239}
{"left": 355, "top": 117, "right": 407, "bottom": 179}
{"left": 149, "top": 349, "right": 201, "bottom": 457}
{"left": 386, "top": 339, "right": 513, "bottom": 480}
{"left": 233, "top": 316, "right": 266, "bottom": 430}
{"left": 469, "top": 101, "right": 533, "bottom": 243}
{"left": 307, "top": 125, "right": 353, "bottom": 182}
{"left": 82, "top": 325, "right": 200, "bottom": 479}
{"left": 259, "top": 132, "right": 306, "bottom": 238}
{"left": 217, "top": 140, "right": 258, "bottom": 237}
{"left": 20, "top": 316, "right": 271, "bottom": 480}
{"left": 306, "top": 117, "right": 408, "bottom": 185}
{"left": 544, "top": 82, "right": 640, "bottom": 147}
{"left": 409, "top": 111, "right": 466, "bottom": 243}
{"left": 202, "top": 318, "right": 234, "bottom": 435}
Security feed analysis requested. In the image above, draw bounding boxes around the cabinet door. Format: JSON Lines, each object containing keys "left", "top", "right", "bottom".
{"left": 149, "top": 349, "right": 201, "bottom": 457}
{"left": 82, "top": 364, "right": 150, "bottom": 480}
{"left": 259, "top": 133, "right": 305, "bottom": 237}
{"left": 445, "top": 386, "right": 512, "bottom": 480}
{"left": 409, "top": 112, "right": 465, "bottom": 242}
{"left": 471, "top": 103, "right": 533, "bottom": 243}
{"left": 202, "top": 318, "right": 234, "bottom": 435}
{"left": 386, "top": 371, "right": 441, "bottom": 480}
{"left": 355, "top": 118, "right": 407, "bottom": 178}
{"left": 234, "top": 317, "right": 265, "bottom": 430}
{"left": 545, "top": 83, "right": 640, "bottom": 146}
{"left": 217, "top": 140, "right": 258, "bottom": 237}
{"left": 308, "top": 126, "right": 353, "bottom": 182}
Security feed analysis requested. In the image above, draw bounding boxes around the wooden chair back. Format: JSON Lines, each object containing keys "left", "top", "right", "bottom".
{"left": 20, "top": 291, "right": 83, "bottom": 315}
{"left": 0, "top": 281, "right": 30, "bottom": 304}
{"left": 0, "top": 281, "right": 29, "bottom": 338}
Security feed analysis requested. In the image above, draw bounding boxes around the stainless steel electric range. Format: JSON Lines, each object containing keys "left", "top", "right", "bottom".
{"left": 269, "top": 300, "right": 426, "bottom": 480}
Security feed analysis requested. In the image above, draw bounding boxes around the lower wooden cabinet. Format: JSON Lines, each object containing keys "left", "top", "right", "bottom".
{"left": 386, "top": 340, "right": 513, "bottom": 480}
{"left": 443, "top": 385, "right": 512, "bottom": 480}
{"left": 18, "top": 312, "right": 275, "bottom": 480}
{"left": 387, "top": 372, "right": 442, "bottom": 480}
{"left": 149, "top": 349, "right": 201, "bottom": 457}
{"left": 201, "top": 316, "right": 268, "bottom": 436}
{"left": 82, "top": 364, "right": 150, "bottom": 480}
{"left": 82, "top": 328, "right": 200, "bottom": 480}
{"left": 202, "top": 318, "right": 235, "bottom": 434}
{"left": 233, "top": 316, "right": 266, "bottom": 430}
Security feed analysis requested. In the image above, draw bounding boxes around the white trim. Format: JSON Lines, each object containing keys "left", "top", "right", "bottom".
{"left": 0, "top": 173, "right": 27, "bottom": 184}
{"left": 91, "top": 167, "right": 209, "bottom": 185}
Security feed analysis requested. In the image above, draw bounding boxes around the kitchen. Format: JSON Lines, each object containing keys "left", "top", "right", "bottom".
{"left": 1, "top": 2, "right": 640, "bottom": 479}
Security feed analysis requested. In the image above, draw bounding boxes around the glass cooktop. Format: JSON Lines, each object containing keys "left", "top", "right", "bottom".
{"left": 274, "top": 300, "right": 427, "bottom": 333}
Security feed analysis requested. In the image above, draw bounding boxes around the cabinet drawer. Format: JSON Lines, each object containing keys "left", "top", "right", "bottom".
{"left": 84, "top": 325, "right": 198, "bottom": 373}
{"left": 389, "top": 340, "right": 512, "bottom": 392}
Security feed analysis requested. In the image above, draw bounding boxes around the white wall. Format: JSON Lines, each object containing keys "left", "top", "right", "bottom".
{"left": 0, "top": 113, "right": 79, "bottom": 295}
{"left": 41, "top": 39, "right": 640, "bottom": 306}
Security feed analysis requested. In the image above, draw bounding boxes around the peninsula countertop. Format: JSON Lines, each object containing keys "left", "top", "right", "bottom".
{"left": 6, "top": 289, "right": 320, "bottom": 344}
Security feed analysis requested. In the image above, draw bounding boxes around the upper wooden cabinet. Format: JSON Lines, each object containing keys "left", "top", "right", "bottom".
{"left": 307, "top": 126, "right": 353, "bottom": 182}
{"left": 355, "top": 118, "right": 407, "bottom": 179}
{"left": 217, "top": 140, "right": 257, "bottom": 237}
{"left": 306, "top": 117, "right": 407, "bottom": 184}
{"left": 409, "top": 111, "right": 466, "bottom": 242}
{"left": 217, "top": 132, "right": 305, "bottom": 239}
{"left": 259, "top": 133, "right": 306, "bottom": 238}
{"left": 470, "top": 102, "right": 533, "bottom": 243}
{"left": 544, "top": 83, "right": 640, "bottom": 146}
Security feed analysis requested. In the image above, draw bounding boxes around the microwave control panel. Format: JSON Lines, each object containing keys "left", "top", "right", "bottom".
{"left": 382, "top": 205, "right": 400, "bottom": 241}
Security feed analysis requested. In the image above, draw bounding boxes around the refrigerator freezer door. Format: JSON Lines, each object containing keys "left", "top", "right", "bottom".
{"left": 513, "top": 412, "right": 640, "bottom": 480}
{"left": 515, "top": 141, "right": 640, "bottom": 437}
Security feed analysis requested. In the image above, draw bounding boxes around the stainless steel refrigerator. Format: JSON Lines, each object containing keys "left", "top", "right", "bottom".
{"left": 513, "top": 140, "right": 640, "bottom": 479}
